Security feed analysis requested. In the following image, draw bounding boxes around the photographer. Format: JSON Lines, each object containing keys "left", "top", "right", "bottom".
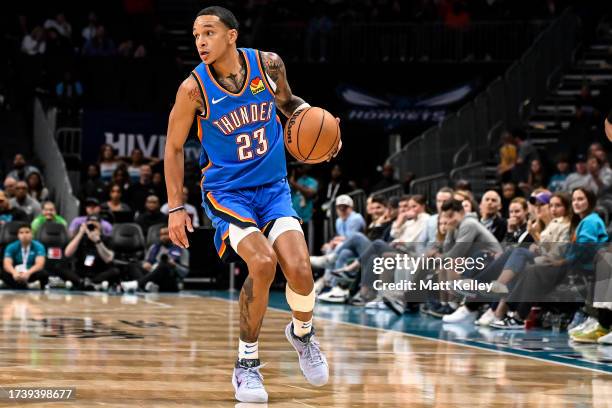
{"left": 1, "top": 225, "right": 48, "bottom": 289}
{"left": 64, "top": 214, "right": 119, "bottom": 290}
{"left": 121, "top": 226, "right": 189, "bottom": 292}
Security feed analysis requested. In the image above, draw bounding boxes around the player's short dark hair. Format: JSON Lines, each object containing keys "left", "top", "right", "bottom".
{"left": 441, "top": 199, "right": 464, "bottom": 213}
{"left": 197, "top": 6, "right": 239, "bottom": 30}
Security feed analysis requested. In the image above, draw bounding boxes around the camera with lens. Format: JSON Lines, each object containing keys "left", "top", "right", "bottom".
{"left": 86, "top": 223, "right": 96, "bottom": 231}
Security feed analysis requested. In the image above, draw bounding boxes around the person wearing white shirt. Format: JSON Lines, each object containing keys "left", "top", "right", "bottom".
{"left": 161, "top": 186, "right": 200, "bottom": 228}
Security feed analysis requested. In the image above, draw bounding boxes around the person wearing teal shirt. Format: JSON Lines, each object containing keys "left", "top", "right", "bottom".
{"left": 1, "top": 224, "right": 48, "bottom": 289}
{"left": 31, "top": 201, "right": 68, "bottom": 236}
{"left": 289, "top": 165, "right": 318, "bottom": 223}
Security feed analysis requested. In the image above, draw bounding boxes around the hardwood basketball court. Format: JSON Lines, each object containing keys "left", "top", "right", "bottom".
{"left": 0, "top": 291, "right": 607, "bottom": 407}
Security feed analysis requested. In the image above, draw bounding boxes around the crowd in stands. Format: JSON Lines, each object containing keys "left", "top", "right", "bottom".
{"left": 0, "top": 150, "right": 189, "bottom": 294}
{"left": 307, "top": 136, "right": 612, "bottom": 345}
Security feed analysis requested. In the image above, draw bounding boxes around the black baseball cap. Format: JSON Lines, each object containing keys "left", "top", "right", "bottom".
{"left": 84, "top": 197, "right": 100, "bottom": 206}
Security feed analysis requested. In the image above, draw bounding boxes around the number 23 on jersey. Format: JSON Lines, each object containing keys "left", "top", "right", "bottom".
{"left": 236, "top": 126, "right": 268, "bottom": 161}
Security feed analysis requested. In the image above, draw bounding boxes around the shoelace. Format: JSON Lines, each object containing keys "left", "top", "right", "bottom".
{"left": 303, "top": 338, "right": 325, "bottom": 367}
{"left": 243, "top": 365, "right": 265, "bottom": 389}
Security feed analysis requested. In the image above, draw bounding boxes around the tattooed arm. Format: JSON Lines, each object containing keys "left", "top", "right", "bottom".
{"left": 260, "top": 51, "right": 307, "bottom": 118}
{"left": 164, "top": 76, "right": 200, "bottom": 248}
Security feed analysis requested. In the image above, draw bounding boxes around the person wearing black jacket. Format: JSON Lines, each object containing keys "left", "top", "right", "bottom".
{"left": 0, "top": 191, "right": 28, "bottom": 225}
{"left": 479, "top": 190, "right": 507, "bottom": 242}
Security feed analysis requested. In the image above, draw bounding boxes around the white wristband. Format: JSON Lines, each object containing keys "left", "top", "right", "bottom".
{"left": 293, "top": 103, "right": 311, "bottom": 114}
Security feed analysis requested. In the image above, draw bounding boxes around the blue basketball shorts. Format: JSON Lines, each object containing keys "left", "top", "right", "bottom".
{"left": 202, "top": 178, "right": 300, "bottom": 262}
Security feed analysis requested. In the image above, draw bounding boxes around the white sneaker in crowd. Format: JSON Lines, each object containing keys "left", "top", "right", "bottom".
{"left": 442, "top": 305, "right": 478, "bottom": 324}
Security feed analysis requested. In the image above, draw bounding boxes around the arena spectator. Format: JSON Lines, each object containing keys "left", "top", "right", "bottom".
{"left": 479, "top": 190, "right": 507, "bottom": 242}
{"left": 585, "top": 155, "right": 612, "bottom": 195}
{"left": 437, "top": 199, "right": 503, "bottom": 323}
{"left": 422, "top": 187, "right": 454, "bottom": 250}
{"left": 589, "top": 142, "right": 610, "bottom": 169}
{"left": 10, "top": 181, "right": 41, "bottom": 221}
{"left": 98, "top": 144, "right": 121, "bottom": 183}
{"left": 371, "top": 164, "right": 400, "bottom": 192}
{"left": 80, "top": 164, "right": 106, "bottom": 202}
{"left": 151, "top": 172, "right": 167, "bottom": 203}
{"left": 81, "top": 12, "right": 98, "bottom": 42}
{"left": 26, "top": 171, "right": 48, "bottom": 202}
{"left": 519, "top": 158, "right": 548, "bottom": 194}
{"left": 69, "top": 197, "right": 113, "bottom": 237}
{"left": 454, "top": 190, "right": 478, "bottom": 216}
{"left": 127, "top": 164, "right": 156, "bottom": 213}
{"left": 31, "top": 201, "right": 67, "bottom": 236}
{"left": 0, "top": 191, "right": 28, "bottom": 225}
{"left": 548, "top": 155, "right": 571, "bottom": 192}
{"left": 125, "top": 148, "right": 159, "bottom": 183}
{"left": 290, "top": 164, "right": 318, "bottom": 224}
{"left": 43, "top": 12, "right": 72, "bottom": 38}
{"left": 111, "top": 166, "right": 131, "bottom": 193}
{"left": 318, "top": 194, "right": 366, "bottom": 255}
{"left": 64, "top": 215, "right": 119, "bottom": 290}
{"left": 101, "top": 183, "right": 133, "bottom": 223}
{"left": 497, "top": 131, "right": 517, "bottom": 181}
{"left": 500, "top": 181, "right": 519, "bottom": 217}
{"left": 82, "top": 25, "right": 116, "bottom": 56}
{"left": 3, "top": 176, "right": 17, "bottom": 198}
{"left": 1, "top": 225, "right": 48, "bottom": 290}
{"left": 21, "top": 26, "right": 46, "bottom": 55}
{"left": 319, "top": 164, "right": 351, "bottom": 218}
{"left": 562, "top": 154, "right": 589, "bottom": 191}
{"left": 161, "top": 186, "right": 199, "bottom": 228}
{"left": 7, "top": 154, "right": 41, "bottom": 182}
{"left": 120, "top": 226, "right": 189, "bottom": 293}
{"left": 135, "top": 195, "right": 167, "bottom": 236}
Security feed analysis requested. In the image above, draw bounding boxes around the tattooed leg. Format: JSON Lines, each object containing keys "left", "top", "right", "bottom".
{"left": 236, "top": 232, "right": 278, "bottom": 343}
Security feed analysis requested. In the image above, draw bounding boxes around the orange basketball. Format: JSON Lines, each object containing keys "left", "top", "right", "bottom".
{"left": 284, "top": 107, "right": 340, "bottom": 164}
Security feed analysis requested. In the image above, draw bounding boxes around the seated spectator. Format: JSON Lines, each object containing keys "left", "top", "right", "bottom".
{"left": 500, "top": 181, "right": 519, "bottom": 218}
{"left": 31, "top": 201, "right": 67, "bottom": 236}
{"left": 562, "top": 155, "right": 589, "bottom": 191}
{"left": 0, "top": 191, "right": 28, "bottom": 225}
{"left": 127, "top": 164, "right": 156, "bottom": 213}
{"left": 585, "top": 155, "right": 612, "bottom": 195}
{"left": 497, "top": 131, "right": 517, "bottom": 181}
{"left": 101, "top": 183, "right": 132, "bottom": 223}
{"left": 10, "top": 181, "right": 42, "bottom": 221}
{"left": 519, "top": 158, "right": 547, "bottom": 195}
{"left": 82, "top": 25, "right": 116, "bottom": 56}
{"left": 514, "top": 130, "right": 539, "bottom": 180}
{"left": 548, "top": 155, "right": 570, "bottom": 192}
{"left": 454, "top": 190, "right": 478, "bottom": 216}
{"left": 120, "top": 226, "right": 189, "bottom": 293}
{"left": 125, "top": 148, "right": 159, "bottom": 183}
{"left": 503, "top": 197, "right": 534, "bottom": 244}
{"left": 26, "top": 171, "right": 49, "bottom": 202}
{"left": 371, "top": 163, "right": 400, "bottom": 192}
{"left": 421, "top": 187, "right": 454, "bottom": 251}
{"left": 1, "top": 225, "right": 48, "bottom": 289}
{"left": 64, "top": 215, "right": 119, "bottom": 290}
{"left": 82, "top": 12, "right": 98, "bottom": 42}
{"left": 3, "top": 176, "right": 17, "bottom": 198}
{"left": 98, "top": 144, "right": 121, "bottom": 183}
{"left": 479, "top": 190, "right": 507, "bottom": 242}
{"left": 43, "top": 12, "right": 72, "bottom": 38}
{"left": 111, "top": 166, "right": 131, "bottom": 193}
{"left": 315, "top": 195, "right": 365, "bottom": 257}
{"left": 80, "top": 164, "right": 106, "bottom": 201}
{"left": 21, "top": 26, "right": 46, "bottom": 55}
{"left": 151, "top": 172, "right": 167, "bottom": 203}
{"left": 364, "top": 195, "right": 394, "bottom": 241}
{"left": 135, "top": 195, "right": 167, "bottom": 236}
{"left": 69, "top": 197, "right": 113, "bottom": 237}
{"left": 7, "top": 154, "right": 41, "bottom": 182}
{"left": 161, "top": 186, "right": 199, "bottom": 228}
{"left": 589, "top": 142, "right": 610, "bottom": 169}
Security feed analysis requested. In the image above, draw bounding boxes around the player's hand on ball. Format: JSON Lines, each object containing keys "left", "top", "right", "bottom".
{"left": 327, "top": 117, "right": 342, "bottom": 162}
{"left": 169, "top": 210, "right": 194, "bottom": 248}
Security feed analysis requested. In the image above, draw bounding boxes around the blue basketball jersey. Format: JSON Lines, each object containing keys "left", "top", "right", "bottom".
{"left": 192, "top": 48, "right": 287, "bottom": 192}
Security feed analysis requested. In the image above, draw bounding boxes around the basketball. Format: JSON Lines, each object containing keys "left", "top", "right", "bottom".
{"left": 284, "top": 107, "right": 340, "bottom": 164}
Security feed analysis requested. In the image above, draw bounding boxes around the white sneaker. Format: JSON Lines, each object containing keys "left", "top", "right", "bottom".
{"left": 442, "top": 305, "right": 478, "bottom": 324}
{"left": 313, "top": 277, "right": 327, "bottom": 295}
{"left": 310, "top": 253, "right": 337, "bottom": 269}
{"left": 475, "top": 308, "right": 496, "bottom": 326}
{"left": 121, "top": 280, "right": 139, "bottom": 293}
{"left": 569, "top": 317, "right": 598, "bottom": 335}
{"left": 597, "top": 331, "right": 612, "bottom": 345}
{"left": 27, "top": 281, "right": 41, "bottom": 290}
{"left": 93, "top": 281, "right": 109, "bottom": 292}
{"left": 65, "top": 281, "right": 73, "bottom": 290}
{"left": 317, "top": 286, "right": 349, "bottom": 303}
{"left": 365, "top": 298, "right": 386, "bottom": 309}
{"left": 145, "top": 281, "right": 159, "bottom": 293}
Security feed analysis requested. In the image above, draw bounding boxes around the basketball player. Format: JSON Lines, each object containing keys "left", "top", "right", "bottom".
{"left": 164, "top": 6, "right": 341, "bottom": 403}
